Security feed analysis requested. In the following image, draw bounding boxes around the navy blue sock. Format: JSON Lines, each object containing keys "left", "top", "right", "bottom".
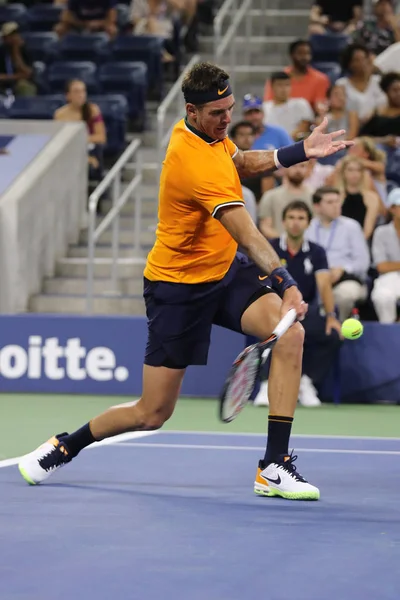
{"left": 263, "top": 415, "right": 293, "bottom": 466}
{"left": 63, "top": 423, "right": 96, "bottom": 458}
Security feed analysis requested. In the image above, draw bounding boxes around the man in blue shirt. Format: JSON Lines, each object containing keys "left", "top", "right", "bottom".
{"left": 56, "top": 0, "right": 118, "bottom": 39}
{"left": 254, "top": 199, "right": 343, "bottom": 407}
{"left": 242, "top": 94, "right": 293, "bottom": 150}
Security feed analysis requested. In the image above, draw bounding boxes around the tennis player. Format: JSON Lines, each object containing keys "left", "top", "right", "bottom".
{"left": 19, "top": 62, "right": 352, "bottom": 500}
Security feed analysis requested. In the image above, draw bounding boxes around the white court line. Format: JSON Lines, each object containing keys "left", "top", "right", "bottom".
{"left": 113, "top": 441, "right": 400, "bottom": 456}
{"left": 164, "top": 430, "right": 400, "bottom": 441}
{"left": 0, "top": 431, "right": 157, "bottom": 469}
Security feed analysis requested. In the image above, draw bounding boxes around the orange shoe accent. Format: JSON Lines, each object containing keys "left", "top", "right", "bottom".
{"left": 255, "top": 467, "right": 270, "bottom": 488}
{"left": 47, "top": 436, "right": 59, "bottom": 447}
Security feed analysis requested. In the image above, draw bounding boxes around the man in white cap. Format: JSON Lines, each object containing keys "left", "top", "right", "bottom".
{"left": 371, "top": 187, "right": 400, "bottom": 323}
{"left": 0, "top": 22, "right": 36, "bottom": 98}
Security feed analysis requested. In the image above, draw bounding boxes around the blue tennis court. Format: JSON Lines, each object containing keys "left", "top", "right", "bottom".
{"left": 1, "top": 431, "right": 399, "bottom": 600}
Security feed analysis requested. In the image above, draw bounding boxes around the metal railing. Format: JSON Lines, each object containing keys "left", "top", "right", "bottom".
{"left": 214, "top": 0, "right": 252, "bottom": 86}
{"left": 86, "top": 139, "right": 142, "bottom": 314}
{"left": 156, "top": 53, "right": 200, "bottom": 178}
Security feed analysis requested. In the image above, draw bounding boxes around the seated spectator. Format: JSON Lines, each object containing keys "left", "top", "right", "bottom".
{"left": 336, "top": 43, "right": 387, "bottom": 121}
{"left": 263, "top": 71, "right": 314, "bottom": 141}
{"left": 303, "top": 157, "right": 335, "bottom": 192}
{"left": 348, "top": 136, "right": 388, "bottom": 207}
{"left": 258, "top": 162, "right": 313, "bottom": 239}
{"left": 130, "top": 0, "right": 176, "bottom": 63}
{"left": 371, "top": 187, "right": 400, "bottom": 322}
{"left": 230, "top": 120, "right": 267, "bottom": 203}
{"left": 315, "top": 84, "right": 359, "bottom": 141}
{"left": 359, "top": 71, "right": 400, "bottom": 183}
{"left": 309, "top": 0, "right": 363, "bottom": 35}
{"left": 254, "top": 200, "right": 343, "bottom": 407}
{"left": 334, "top": 155, "right": 381, "bottom": 240}
{"left": 353, "top": 0, "right": 400, "bottom": 59}
{"left": 242, "top": 95, "right": 292, "bottom": 194}
{"left": 55, "top": 0, "right": 118, "bottom": 39}
{"left": 0, "top": 22, "right": 36, "bottom": 100}
{"left": 306, "top": 186, "right": 370, "bottom": 321}
{"left": 264, "top": 39, "right": 330, "bottom": 111}
{"left": 54, "top": 79, "right": 106, "bottom": 175}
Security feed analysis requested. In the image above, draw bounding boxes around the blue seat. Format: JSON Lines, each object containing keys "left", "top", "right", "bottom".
{"left": 47, "top": 61, "right": 99, "bottom": 94}
{"left": 90, "top": 94, "right": 128, "bottom": 155}
{"left": 111, "top": 35, "right": 164, "bottom": 97}
{"left": 310, "top": 33, "right": 350, "bottom": 63}
{"left": 0, "top": 3, "right": 27, "bottom": 27}
{"left": 58, "top": 33, "right": 110, "bottom": 64}
{"left": 312, "top": 61, "right": 341, "bottom": 84}
{"left": 98, "top": 61, "right": 147, "bottom": 124}
{"left": 23, "top": 32, "right": 59, "bottom": 63}
{"left": 26, "top": 5, "right": 63, "bottom": 32}
{"left": 7, "top": 95, "right": 65, "bottom": 119}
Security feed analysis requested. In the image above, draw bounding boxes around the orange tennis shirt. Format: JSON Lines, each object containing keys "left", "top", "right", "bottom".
{"left": 144, "top": 118, "right": 245, "bottom": 284}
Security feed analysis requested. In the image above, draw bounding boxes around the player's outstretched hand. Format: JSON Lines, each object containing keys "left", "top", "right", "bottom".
{"left": 304, "top": 117, "right": 354, "bottom": 159}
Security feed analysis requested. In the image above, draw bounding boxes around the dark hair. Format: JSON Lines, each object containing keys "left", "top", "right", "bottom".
{"left": 181, "top": 62, "right": 230, "bottom": 106}
{"left": 380, "top": 71, "right": 400, "bottom": 93}
{"left": 230, "top": 120, "right": 256, "bottom": 139}
{"left": 65, "top": 79, "right": 92, "bottom": 126}
{"left": 340, "top": 43, "right": 369, "bottom": 72}
{"left": 282, "top": 200, "right": 313, "bottom": 222}
{"left": 289, "top": 39, "right": 310, "bottom": 56}
{"left": 312, "top": 185, "right": 340, "bottom": 204}
{"left": 270, "top": 71, "right": 291, "bottom": 84}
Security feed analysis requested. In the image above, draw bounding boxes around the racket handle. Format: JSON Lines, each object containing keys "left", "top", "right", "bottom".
{"left": 273, "top": 308, "right": 297, "bottom": 337}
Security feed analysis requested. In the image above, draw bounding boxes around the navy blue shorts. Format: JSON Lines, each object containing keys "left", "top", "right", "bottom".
{"left": 143, "top": 254, "right": 277, "bottom": 368}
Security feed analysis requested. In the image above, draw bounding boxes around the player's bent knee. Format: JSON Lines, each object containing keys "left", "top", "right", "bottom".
{"left": 275, "top": 321, "right": 304, "bottom": 355}
{"left": 140, "top": 406, "right": 175, "bottom": 431}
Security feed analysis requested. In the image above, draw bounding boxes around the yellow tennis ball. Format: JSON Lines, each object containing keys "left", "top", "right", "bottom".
{"left": 341, "top": 318, "right": 364, "bottom": 340}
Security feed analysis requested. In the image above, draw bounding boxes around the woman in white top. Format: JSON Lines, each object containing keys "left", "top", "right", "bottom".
{"left": 336, "top": 43, "right": 387, "bottom": 122}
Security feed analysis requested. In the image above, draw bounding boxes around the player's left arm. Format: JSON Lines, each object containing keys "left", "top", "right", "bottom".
{"left": 232, "top": 117, "right": 354, "bottom": 178}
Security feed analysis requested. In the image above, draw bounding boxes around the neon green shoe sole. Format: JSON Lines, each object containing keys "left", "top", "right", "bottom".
{"left": 18, "top": 464, "right": 37, "bottom": 486}
{"left": 254, "top": 486, "right": 320, "bottom": 500}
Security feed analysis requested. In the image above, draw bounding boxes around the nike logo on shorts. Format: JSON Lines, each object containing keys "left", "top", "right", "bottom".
{"left": 258, "top": 275, "right": 268, "bottom": 281}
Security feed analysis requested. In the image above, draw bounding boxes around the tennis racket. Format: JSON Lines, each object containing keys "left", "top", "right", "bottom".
{"left": 219, "top": 308, "right": 297, "bottom": 423}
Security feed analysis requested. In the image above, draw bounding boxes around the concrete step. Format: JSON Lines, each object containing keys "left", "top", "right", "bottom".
{"left": 43, "top": 277, "right": 144, "bottom": 296}
{"left": 94, "top": 213, "right": 156, "bottom": 230}
{"left": 68, "top": 244, "right": 152, "bottom": 259}
{"left": 55, "top": 257, "right": 146, "bottom": 279}
{"left": 201, "top": 35, "right": 296, "bottom": 55}
{"left": 29, "top": 293, "right": 146, "bottom": 315}
{"left": 79, "top": 227, "right": 155, "bottom": 246}
{"left": 99, "top": 196, "right": 158, "bottom": 218}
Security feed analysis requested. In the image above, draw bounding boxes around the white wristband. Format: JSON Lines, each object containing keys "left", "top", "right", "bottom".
{"left": 273, "top": 149, "right": 282, "bottom": 169}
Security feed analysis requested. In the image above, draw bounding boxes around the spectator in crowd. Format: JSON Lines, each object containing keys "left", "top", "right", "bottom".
{"left": 264, "top": 40, "right": 330, "bottom": 111}
{"left": 315, "top": 84, "right": 359, "bottom": 143}
{"left": 262, "top": 71, "right": 314, "bottom": 141}
{"left": 242, "top": 94, "right": 292, "bottom": 149}
{"left": 307, "top": 186, "right": 370, "bottom": 321}
{"left": 54, "top": 79, "right": 106, "bottom": 174}
{"left": 309, "top": 0, "right": 363, "bottom": 35}
{"left": 258, "top": 162, "right": 313, "bottom": 239}
{"left": 0, "top": 22, "right": 36, "bottom": 99}
{"left": 371, "top": 187, "right": 400, "bottom": 322}
{"left": 353, "top": 0, "right": 400, "bottom": 58}
{"left": 55, "top": 0, "right": 118, "bottom": 39}
{"left": 348, "top": 136, "right": 388, "bottom": 206}
{"left": 303, "top": 157, "right": 335, "bottom": 192}
{"left": 254, "top": 200, "right": 343, "bottom": 407}
{"left": 230, "top": 120, "right": 266, "bottom": 203}
{"left": 334, "top": 155, "right": 381, "bottom": 240}
{"left": 336, "top": 43, "right": 387, "bottom": 121}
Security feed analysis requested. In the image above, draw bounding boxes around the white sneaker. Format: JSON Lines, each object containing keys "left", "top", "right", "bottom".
{"left": 254, "top": 452, "right": 320, "bottom": 500}
{"left": 18, "top": 433, "right": 72, "bottom": 485}
{"left": 298, "top": 374, "right": 321, "bottom": 407}
{"left": 253, "top": 380, "right": 269, "bottom": 406}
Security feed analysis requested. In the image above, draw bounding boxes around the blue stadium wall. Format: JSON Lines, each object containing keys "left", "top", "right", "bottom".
{"left": 0, "top": 315, "right": 399, "bottom": 402}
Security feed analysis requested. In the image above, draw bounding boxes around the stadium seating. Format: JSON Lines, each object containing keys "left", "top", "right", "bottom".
{"left": 312, "top": 61, "right": 342, "bottom": 84}
{"left": 58, "top": 33, "right": 110, "bottom": 64}
{"left": 23, "top": 32, "right": 59, "bottom": 63}
{"left": 47, "top": 61, "right": 100, "bottom": 94}
{"left": 310, "top": 33, "right": 349, "bottom": 63}
{"left": 98, "top": 61, "right": 147, "bottom": 123}
{"left": 90, "top": 94, "right": 128, "bottom": 155}
{"left": 0, "top": 3, "right": 27, "bottom": 28}
{"left": 26, "top": 4, "right": 63, "bottom": 32}
{"left": 7, "top": 95, "right": 65, "bottom": 119}
{"left": 110, "top": 35, "right": 164, "bottom": 98}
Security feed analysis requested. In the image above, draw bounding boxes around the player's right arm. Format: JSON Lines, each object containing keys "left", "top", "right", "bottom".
{"left": 217, "top": 205, "right": 307, "bottom": 319}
